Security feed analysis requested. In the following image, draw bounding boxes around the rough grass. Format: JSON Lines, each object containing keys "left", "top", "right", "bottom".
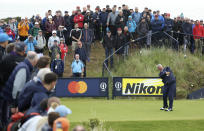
{"left": 112, "top": 48, "right": 204, "bottom": 98}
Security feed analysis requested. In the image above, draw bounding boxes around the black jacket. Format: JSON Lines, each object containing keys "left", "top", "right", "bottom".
{"left": 84, "top": 14, "right": 94, "bottom": 29}
{"left": 102, "top": 35, "right": 115, "bottom": 49}
{"left": 75, "top": 46, "right": 87, "bottom": 61}
{"left": 115, "top": 15, "right": 126, "bottom": 30}
{"left": 115, "top": 33, "right": 126, "bottom": 54}
{"left": 137, "top": 21, "right": 149, "bottom": 36}
{"left": 0, "top": 52, "right": 25, "bottom": 86}
{"left": 64, "top": 15, "right": 71, "bottom": 29}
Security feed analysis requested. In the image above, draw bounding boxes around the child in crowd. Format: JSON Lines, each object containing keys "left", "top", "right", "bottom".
{"left": 59, "top": 38, "right": 68, "bottom": 63}
{"left": 51, "top": 53, "right": 64, "bottom": 77}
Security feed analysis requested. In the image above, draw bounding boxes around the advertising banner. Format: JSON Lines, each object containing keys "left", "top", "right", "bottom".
{"left": 56, "top": 78, "right": 108, "bottom": 98}
{"left": 113, "top": 77, "right": 164, "bottom": 98}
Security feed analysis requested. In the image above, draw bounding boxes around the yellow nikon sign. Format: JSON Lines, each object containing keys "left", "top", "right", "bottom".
{"left": 122, "top": 78, "right": 164, "bottom": 96}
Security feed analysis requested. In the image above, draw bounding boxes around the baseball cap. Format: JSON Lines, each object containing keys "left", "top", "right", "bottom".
{"left": 54, "top": 40, "right": 58, "bottom": 42}
{"left": 52, "top": 30, "right": 57, "bottom": 34}
{"left": 64, "top": 11, "right": 68, "bottom": 13}
{"left": 15, "top": 42, "right": 26, "bottom": 52}
{"left": 117, "top": 27, "right": 122, "bottom": 31}
{"left": 48, "top": 15, "right": 52, "bottom": 19}
{"left": 0, "top": 33, "right": 12, "bottom": 43}
{"left": 55, "top": 105, "right": 72, "bottom": 117}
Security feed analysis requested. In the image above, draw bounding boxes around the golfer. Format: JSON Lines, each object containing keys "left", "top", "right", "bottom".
{"left": 157, "top": 64, "right": 176, "bottom": 111}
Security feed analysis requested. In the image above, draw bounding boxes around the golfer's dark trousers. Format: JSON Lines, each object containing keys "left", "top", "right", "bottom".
{"left": 163, "top": 83, "right": 176, "bottom": 109}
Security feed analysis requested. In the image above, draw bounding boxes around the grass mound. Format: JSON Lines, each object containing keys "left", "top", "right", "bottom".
{"left": 112, "top": 48, "right": 204, "bottom": 98}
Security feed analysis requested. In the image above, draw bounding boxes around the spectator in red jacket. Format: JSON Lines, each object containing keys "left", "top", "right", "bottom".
{"left": 59, "top": 38, "right": 68, "bottom": 61}
{"left": 74, "top": 10, "right": 84, "bottom": 29}
{"left": 193, "top": 20, "right": 203, "bottom": 54}
{"left": 5, "top": 25, "right": 15, "bottom": 42}
{"left": 200, "top": 20, "right": 204, "bottom": 38}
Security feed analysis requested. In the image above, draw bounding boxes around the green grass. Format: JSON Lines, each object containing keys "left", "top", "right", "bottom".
{"left": 112, "top": 48, "right": 204, "bottom": 98}
{"left": 61, "top": 99, "right": 204, "bottom": 130}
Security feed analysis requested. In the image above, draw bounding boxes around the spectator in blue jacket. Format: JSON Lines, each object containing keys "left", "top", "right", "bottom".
{"left": 99, "top": 8, "right": 108, "bottom": 38}
{"left": 71, "top": 54, "right": 84, "bottom": 77}
{"left": 151, "top": 15, "right": 163, "bottom": 32}
{"left": 164, "top": 14, "right": 174, "bottom": 31}
{"left": 18, "top": 68, "right": 52, "bottom": 112}
{"left": 127, "top": 16, "right": 137, "bottom": 39}
{"left": 51, "top": 53, "right": 64, "bottom": 77}
{"left": 24, "top": 35, "right": 37, "bottom": 52}
{"left": 132, "top": 7, "right": 141, "bottom": 25}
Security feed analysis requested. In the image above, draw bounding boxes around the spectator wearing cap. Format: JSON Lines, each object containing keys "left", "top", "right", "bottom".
{"left": 51, "top": 53, "right": 64, "bottom": 77}
{"left": 50, "top": 40, "right": 61, "bottom": 61}
{"left": 31, "top": 22, "right": 41, "bottom": 37}
{"left": 132, "top": 7, "right": 141, "bottom": 25}
{"left": 53, "top": 10, "right": 65, "bottom": 29}
{"left": 5, "top": 25, "right": 15, "bottom": 42}
{"left": 115, "top": 27, "right": 126, "bottom": 57}
{"left": 164, "top": 13, "right": 174, "bottom": 32}
{"left": 53, "top": 105, "right": 71, "bottom": 131}
{"left": 48, "top": 30, "right": 60, "bottom": 50}
{"left": 0, "top": 33, "right": 10, "bottom": 61}
{"left": 84, "top": 10, "right": 94, "bottom": 29}
{"left": 102, "top": 29, "right": 114, "bottom": 68}
{"left": 64, "top": 11, "right": 72, "bottom": 45}
{"left": 74, "top": 10, "right": 84, "bottom": 29}
{"left": 126, "top": 16, "right": 137, "bottom": 39}
{"left": 59, "top": 38, "right": 68, "bottom": 61}
{"left": 71, "top": 53, "right": 84, "bottom": 77}
{"left": 70, "top": 23, "right": 82, "bottom": 51}
{"left": 57, "top": 25, "right": 66, "bottom": 39}
{"left": 151, "top": 14, "right": 163, "bottom": 32}
{"left": 45, "top": 16, "right": 56, "bottom": 45}
{"left": 75, "top": 41, "right": 88, "bottom": 77}
{"left": 35, "top": 30, "right": 46, "bottom": 53}
{"left": 107, "top": 7, "right": 119, "bottom": 35}
{"left": 18, "top": 18, "right": 29, "bottom": 41}
{"left": 81, "top": 23, "right": 93, "bottom": 59}
{"left": 24, "top": 34, "right": 37, "bottom": 52}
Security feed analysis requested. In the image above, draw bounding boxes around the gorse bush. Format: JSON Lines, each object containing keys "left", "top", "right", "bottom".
{"left": 112, "top": 48, "right": 204, "bottom": 98}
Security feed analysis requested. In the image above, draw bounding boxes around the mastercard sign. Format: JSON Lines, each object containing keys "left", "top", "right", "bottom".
{"left": 55, "top": 78, "right": 108, "bottom": 98}
{"left": 68, "top": 81, "right": 88, "bottom": 94}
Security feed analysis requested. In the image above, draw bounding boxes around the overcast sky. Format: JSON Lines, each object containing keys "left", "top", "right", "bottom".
{"left": 1, "top": 0, "right": 203, "bottom": 20}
